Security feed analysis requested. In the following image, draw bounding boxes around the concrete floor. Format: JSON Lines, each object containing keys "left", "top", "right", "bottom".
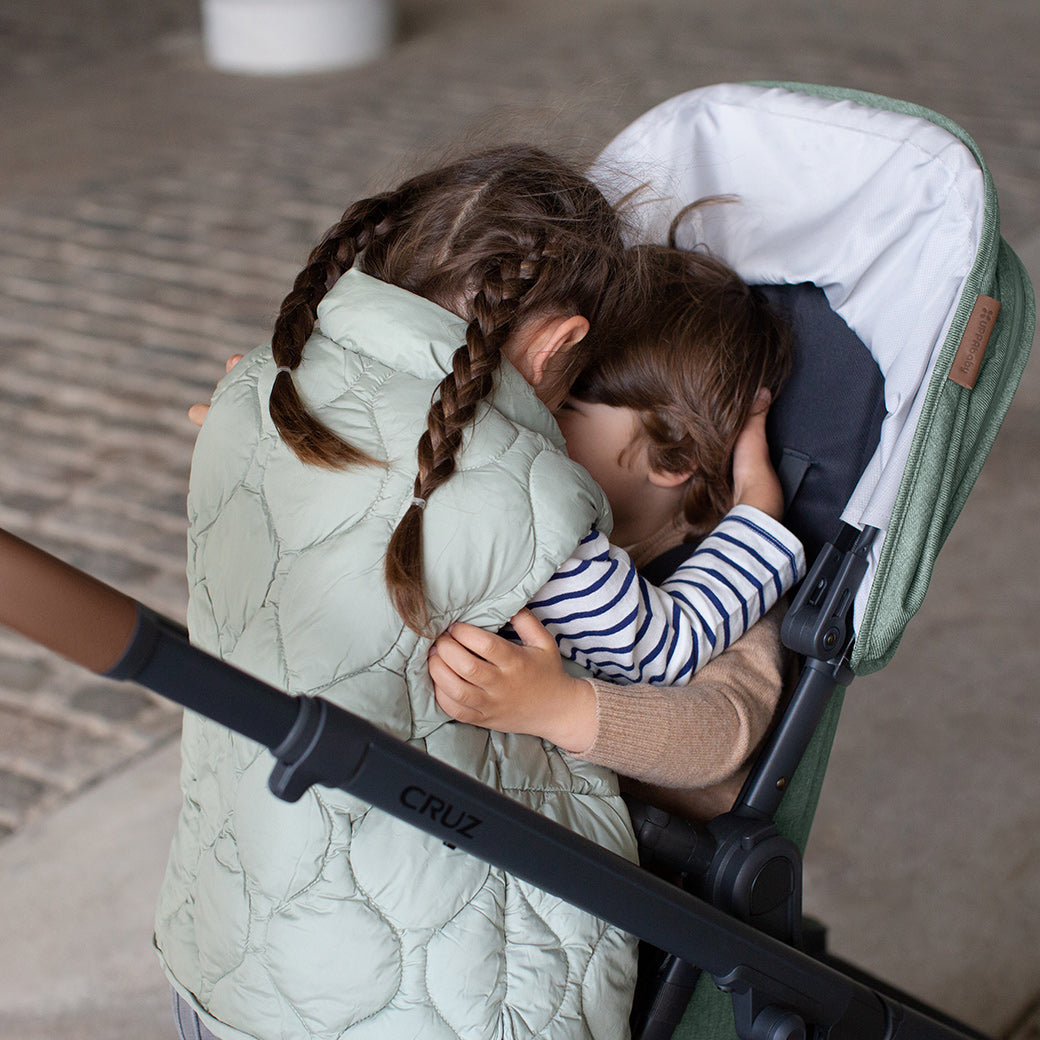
{"left": 0, "top": 2, "right": 1037, "bottom": 1038}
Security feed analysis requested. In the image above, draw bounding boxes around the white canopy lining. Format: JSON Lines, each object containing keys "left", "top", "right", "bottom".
{"left": 590, "top": 83, "right": 987, "bottom": 619}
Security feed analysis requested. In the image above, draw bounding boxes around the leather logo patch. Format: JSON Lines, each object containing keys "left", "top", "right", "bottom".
{"left": 949, "top": 295, "right": 1001, "bottom": 390}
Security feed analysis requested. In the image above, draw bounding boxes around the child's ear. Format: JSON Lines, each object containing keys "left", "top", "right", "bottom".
{"left": 647, "top": 466, "right": 694, "bottom": 489}
{"left": 527, "top": 315, "right": 589, "bottom": 385}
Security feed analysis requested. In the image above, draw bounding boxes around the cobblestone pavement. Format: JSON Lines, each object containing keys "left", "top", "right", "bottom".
{"left": 0, "top": 172, "right": 299, "bottom": 833}
{"left": 0, "top": 0, "right": 1038, "bottom": 1033}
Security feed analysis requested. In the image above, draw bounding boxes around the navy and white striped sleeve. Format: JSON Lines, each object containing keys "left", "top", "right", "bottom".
{"left": 527, "top": 505, "right": 805, "bottom": 685}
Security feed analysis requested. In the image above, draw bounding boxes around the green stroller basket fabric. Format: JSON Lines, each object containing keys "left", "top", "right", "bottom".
{"left": 591, "top": 82, "right": 1034, "bottom": 1039}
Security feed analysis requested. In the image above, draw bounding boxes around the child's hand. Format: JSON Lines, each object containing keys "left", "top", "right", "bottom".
{"left": 732, "top": 389, "right": 784, "bottom": 521}
{"left": 188, "top": 354, "right": 243, "bottom": 427}
{"left": 429, "top": 609, "right": 597, "bottom": 753}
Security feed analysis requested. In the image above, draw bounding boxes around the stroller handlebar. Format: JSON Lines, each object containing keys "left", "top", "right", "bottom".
{"left": 0, "top": 524, "right": 991, "bottom": 1040}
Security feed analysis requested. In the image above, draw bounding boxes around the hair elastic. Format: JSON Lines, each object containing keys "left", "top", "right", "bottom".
{"left": 276, "top": 365, "right": 294, "bottom": 375}
{"left": 411, "top": 497, "right": 427, "bottom": 510}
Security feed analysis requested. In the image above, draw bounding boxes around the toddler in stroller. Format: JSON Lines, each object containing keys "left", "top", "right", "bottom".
{"left": 430, "top": 237, "right": 801, "bottom": 822}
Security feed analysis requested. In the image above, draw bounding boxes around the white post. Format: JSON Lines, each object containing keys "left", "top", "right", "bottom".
{"left": 201, "top": 0, "right": 394, "bottom": 75}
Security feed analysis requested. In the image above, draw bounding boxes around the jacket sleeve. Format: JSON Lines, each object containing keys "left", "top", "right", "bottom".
{"left": 527, "top": 506, "right": 803, "bottom": 684}
{"left": 575, "top": 604, "right": 787, "bottom": 791}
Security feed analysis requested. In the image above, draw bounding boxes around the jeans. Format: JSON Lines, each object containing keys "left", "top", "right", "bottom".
{"left": 172, "top": 988, "right": 221, "bottom": 1040}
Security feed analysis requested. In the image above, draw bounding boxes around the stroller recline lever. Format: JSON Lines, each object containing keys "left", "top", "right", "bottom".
{"left": 781, "top": 524, "right": 878, "bottom": 673}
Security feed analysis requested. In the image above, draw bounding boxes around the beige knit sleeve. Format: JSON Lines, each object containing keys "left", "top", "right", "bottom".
{"left": 578, "top": 604, "right": 787, "bottom": 790}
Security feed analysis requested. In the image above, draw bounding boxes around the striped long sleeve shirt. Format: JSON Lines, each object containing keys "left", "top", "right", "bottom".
{"left": 527, "top": 506, "right": 805, "bottom": 685}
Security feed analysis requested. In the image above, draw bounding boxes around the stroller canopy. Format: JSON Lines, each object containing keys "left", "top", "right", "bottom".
{"left": 591, "top": 83, "right": 1034, "bottom": 672}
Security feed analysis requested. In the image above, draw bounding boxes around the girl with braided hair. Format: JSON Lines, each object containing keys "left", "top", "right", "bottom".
{"left": 165, "top": 148, "right": 802, "bottom": 1040}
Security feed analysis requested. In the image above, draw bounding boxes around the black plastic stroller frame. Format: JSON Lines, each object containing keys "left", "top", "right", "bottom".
{"left": 626, "top": 521, "right": 879, "bottom": 1040}
{"left": 0, "top": 526, "right": 991, "bottom": 1040}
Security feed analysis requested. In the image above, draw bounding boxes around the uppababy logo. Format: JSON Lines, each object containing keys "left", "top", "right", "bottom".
{"left": 399, "top": 785, "right": 482, "bottom": 839}
{"left": 950, "top": 294, "right": 1001, "bottom": 390}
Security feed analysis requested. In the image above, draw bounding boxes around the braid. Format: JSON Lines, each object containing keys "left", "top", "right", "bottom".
{"left": 269, "top": 193, "right": 399, "bottom": 469}
{"left": 385, "top": 255, "right": 528, "bottom": 633}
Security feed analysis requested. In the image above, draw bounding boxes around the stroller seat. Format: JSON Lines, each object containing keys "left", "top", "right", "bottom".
{"left": 593, "top": 82, "right": 1033, "bottom": 672}
{"left": 589, "top": 81, "right": 1034, "bottom": 1039}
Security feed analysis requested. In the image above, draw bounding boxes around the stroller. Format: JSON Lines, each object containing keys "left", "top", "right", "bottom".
{"left": 0, "top": 83, "right": 1034, "bottom": 1040}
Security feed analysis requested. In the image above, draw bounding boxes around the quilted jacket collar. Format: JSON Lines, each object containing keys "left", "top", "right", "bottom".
{"left": 316, "top": 268, "right": 566, "bottom": 450}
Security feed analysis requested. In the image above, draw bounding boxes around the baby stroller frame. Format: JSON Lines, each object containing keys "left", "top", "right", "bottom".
{"left": 0, "top": 83, "right": 1033, "bottom": 1040}
{"left": 0, "top": 524, "right": 991, "bottom": 1040}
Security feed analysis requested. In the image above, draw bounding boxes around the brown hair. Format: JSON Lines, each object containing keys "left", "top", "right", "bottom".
{"left": 570, "top": 242, "right": 793, "bottom": 541}
{"left": 268, "top": 145, "right": 627, "bottom": 633}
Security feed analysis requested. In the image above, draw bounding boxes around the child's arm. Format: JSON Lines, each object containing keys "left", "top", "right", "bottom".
{"left": 580, "top": 604, "right": 785, "bottom": 790}
{"left": 431, "top": 397, "right": 793, "bottom": 753}
{"left": 529, "top": 509, "right": 801, "bottom": 685}
{"left": 528, "top": 393, "right": 800, "bottom": 684}
{"left": 430, "top": 603, "right": 785, "bottom": 795}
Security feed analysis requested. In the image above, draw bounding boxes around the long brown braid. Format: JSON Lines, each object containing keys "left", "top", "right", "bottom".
{"left": 266, "top": 146, "right": 628, "bottom": 633}
{"left": 269, "top": 192, "right": 405, "bottom": 468}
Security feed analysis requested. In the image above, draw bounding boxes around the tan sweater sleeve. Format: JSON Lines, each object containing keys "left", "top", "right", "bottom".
{"left": 578, "top": 604, "right": 786, "bottom": 791}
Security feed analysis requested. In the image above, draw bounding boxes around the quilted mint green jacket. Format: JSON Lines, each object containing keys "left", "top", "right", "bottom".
{"left": 156, "top": 270, "right": 639, "bottom": 1040}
